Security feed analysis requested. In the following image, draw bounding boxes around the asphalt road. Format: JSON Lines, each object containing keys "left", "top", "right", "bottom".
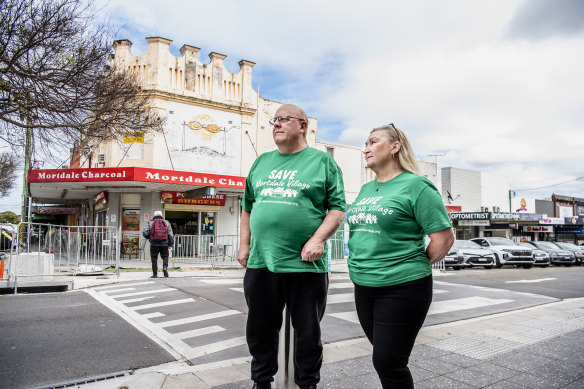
{"left": 1, "top": 266, "right": 582, "bottom": 389}
{"left": 440, "top": 265, "right": 584, "bottom": 299}
{"left": 0, "top": 291, "right": 175, "bottom": 389}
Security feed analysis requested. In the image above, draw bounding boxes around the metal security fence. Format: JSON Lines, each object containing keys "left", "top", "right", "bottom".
{"left": 170, "top": 234, "right": 239, "bottom": 267}
{"left": 2, "top": 222, "right": 119, "bottom": 287}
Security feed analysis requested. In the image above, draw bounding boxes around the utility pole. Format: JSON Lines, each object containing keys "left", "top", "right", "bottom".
{"left": 21, "top": 107, "right": 32, "bottom": 224}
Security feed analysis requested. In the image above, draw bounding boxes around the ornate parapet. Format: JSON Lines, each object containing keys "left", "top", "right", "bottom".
{"left": 110, "top": 37, "right": 258, "bottom": 111}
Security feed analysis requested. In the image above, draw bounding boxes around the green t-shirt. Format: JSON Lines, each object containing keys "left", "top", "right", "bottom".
{"left": 242, "top": 147, "right": 346, "bottom": 273}
{"left": 347, "top": 171, "right": 451, "bottom": 287}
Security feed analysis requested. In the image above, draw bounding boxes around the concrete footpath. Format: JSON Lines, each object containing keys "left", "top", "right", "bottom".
{"left": 64, "top": 262, "right": 584, "bottom": 388}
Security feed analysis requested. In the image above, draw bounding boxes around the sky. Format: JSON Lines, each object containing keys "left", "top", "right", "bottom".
{"left": 2, "top": 0, "right": 584, "bottom": 214}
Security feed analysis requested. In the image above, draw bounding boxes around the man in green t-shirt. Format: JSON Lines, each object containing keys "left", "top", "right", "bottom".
{"left": 238, "top": 104, "right": 346, "bottom": 389}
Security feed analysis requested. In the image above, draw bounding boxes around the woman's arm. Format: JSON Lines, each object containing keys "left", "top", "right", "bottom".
{"left": 426, "top": 228, "right": 455, "bottom": 265}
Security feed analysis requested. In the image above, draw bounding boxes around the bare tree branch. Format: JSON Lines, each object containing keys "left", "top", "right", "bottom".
{"left": 0, "top": 151, "right": 18, "bottom": 197}
{"left": 0, "top": 0, "right": 164, "bottom": 165}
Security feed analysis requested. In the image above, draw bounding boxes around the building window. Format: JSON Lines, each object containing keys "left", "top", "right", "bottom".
{"left": 326, "top": 147, "right": 334, "bottom": 158}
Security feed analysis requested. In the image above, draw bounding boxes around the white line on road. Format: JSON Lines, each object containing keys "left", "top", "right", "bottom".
{"left": 201, "top": 279, "right": 243, "bottom": 284}
{"left": 143, "top": 312, "right": 166, "bottom": 319}
{"left": 172, "top": 325, "right": 225, "bottom": 340}
{"left": 327, "top": 311, "right": 360, "bottom": 324}
{"left": 100, "top": 288, "right": 136, "bottom": 294}
{"left": 230, "top": 287, "right": 243, "bottom": 293}
{"left": 327, "top": 293, "right": 354, "bottom": 304}
{"left": 106, "top": 288, "right": 176, "bottom": 299}
{"left": 329, "top": 282, "right": 354, "bottom": 289}
{"left": 506, "top": 278, "right": 558, "bottom": 284}
{"left": 117, "top": 296, "right": 156, "bottom": 304}
{"left": 434, "top": 289, "right": 447, "bottom": 294}
{"left": 428, "top": 297, "right": 513, "bottom": 315}
{"left": 130, "top": 298, "right": 195, "bottom": 311}
{"left": 94, "top": 281, "right": 156, "bottom": 290}
{"left": 185, "top": 336, "right": 248, "bottom": 360}
{"left": 159, "top": 310, "right": 241, "bottom": 328}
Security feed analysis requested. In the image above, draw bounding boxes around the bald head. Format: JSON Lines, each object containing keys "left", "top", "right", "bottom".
{"left": 276, "top": 104, "right": 308, "bottom": 122}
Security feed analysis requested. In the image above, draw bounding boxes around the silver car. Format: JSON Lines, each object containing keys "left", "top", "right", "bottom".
{"left": 517, "top": 242, "right": 550, "bottom": 267}
{"left": 470, "top": 237, "right": 535, "bottom": 269}
{"left": 452, "top": 240, "right": 495, "bottom": 269}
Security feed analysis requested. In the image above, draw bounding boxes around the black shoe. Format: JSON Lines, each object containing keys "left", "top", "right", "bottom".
{"left": 252, "top": 381, "right": 271, "bottom": 389}
{"left": 150, "top": 275, "right": 158, "bottom": 278}
{"left": 163, "top": 269, "right": 169, "bottom": 277}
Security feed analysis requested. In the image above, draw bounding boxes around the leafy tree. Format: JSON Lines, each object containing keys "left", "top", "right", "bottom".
{"left": 0, "top": 0, "right": 164, "bottom": 165}
{"left": 0, "top": 210, "right": 19, "bottom": 224}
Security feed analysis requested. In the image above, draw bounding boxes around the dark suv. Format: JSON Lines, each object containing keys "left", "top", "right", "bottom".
{"left": 525, "top": 241, "right": 576, "bottom": 266}
{"left": 549, "top": 242, "right": 583, "bottom": 266}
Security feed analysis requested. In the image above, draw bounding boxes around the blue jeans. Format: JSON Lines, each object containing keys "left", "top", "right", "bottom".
{"left": 354, "top": 275, "right": 433, "bottom": 389}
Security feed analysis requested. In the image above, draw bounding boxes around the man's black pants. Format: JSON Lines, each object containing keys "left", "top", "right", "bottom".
{"left": 150, "top": 245, "right": 169, "bottom": 275}
{"left": 244, "top": 267, "right": 328, "bottom": 387}
{"left": 354, "top": 275, "right": 433, "bottom": 389}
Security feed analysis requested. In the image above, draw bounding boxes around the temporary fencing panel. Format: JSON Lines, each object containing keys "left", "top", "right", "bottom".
{"left": 2, "top": 222, "right": 120, "bottom": 288}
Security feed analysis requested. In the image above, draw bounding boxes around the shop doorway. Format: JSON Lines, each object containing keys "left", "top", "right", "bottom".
{"left": 165, "top": 211, "right": 216, "bottom": 236}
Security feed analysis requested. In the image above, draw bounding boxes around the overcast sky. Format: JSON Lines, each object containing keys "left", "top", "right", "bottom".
{"left": 2, "top": 0, "right": 584, "bottom": 214}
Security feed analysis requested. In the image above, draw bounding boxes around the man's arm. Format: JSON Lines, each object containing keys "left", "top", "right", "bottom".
{"left": 166, "top": 220, "right": 174, "bottom": 247}
{"left": 237, "top": 210, "right": 251, "bottom": 268}
{"left": 426, "top": 228, "right": 455, "bottom": 264}
{"left": 301, "top": 209, "right": 346, "bottom": 262}
{"left": 142, "top": 222, "right": 150, "bottom": 239}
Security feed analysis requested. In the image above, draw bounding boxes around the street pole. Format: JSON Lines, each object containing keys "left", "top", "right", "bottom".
{"left": 21, "top": 118, "right": 32, "bottom": 223}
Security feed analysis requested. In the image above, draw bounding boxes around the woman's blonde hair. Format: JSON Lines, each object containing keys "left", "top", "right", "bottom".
{"left": 371, "top": 124, "right": 420, "bottom": 175}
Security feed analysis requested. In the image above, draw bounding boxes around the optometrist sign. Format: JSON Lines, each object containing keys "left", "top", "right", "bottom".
{"left": 449, "top": 212, "right": 490, "bottom": 220}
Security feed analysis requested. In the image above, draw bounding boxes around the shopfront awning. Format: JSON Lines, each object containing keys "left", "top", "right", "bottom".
{"left": 28, "top": 167, "right": 246, "bottom": 204}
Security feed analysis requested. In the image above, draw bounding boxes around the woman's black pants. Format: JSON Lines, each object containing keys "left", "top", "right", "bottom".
{"left": 244, "top": 267, "right": 328, "bottom": 388}
{"left": 354, "top": 275, "right": 433, "bottom": 389}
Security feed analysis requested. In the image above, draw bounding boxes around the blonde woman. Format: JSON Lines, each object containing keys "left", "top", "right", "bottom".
{"left": 347, "top": 124, "right": 454, "bottom": 388}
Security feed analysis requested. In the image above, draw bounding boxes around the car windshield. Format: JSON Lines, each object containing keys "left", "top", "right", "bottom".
{"left": 555, "top": 242, "right": 580, "bottom": 250}
{"left": 534, "top": 241, "right": 560, "bottom": 250}
{"left": 486, "top": 237, "right": 516, "bottom": 246}
{"left": 453, "top": 240, "right": 482, "bottom": 249}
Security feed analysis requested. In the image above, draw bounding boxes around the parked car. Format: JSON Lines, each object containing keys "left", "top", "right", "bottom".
{"left": 524, "top": 241, "right": 576, "bottom": 267}
{"left": 551, "top": 242, "right": 584, "bottom": 266}
{"left": 517, "top": 242, "right": 550, "bottom": 267}
{"left": 451, "top": 240, "right": 495, "bottom": 269}
{"left": 444, "top": 247, "right": 465, "bottom": 270}
{"left": 470, "top": 237, "right": 534, "bottom": 269}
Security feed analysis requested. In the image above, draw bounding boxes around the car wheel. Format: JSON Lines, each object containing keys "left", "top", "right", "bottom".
{"left": 453, "top": 266, "right": 462, "bottom": 270}
{"left": 522, "top": 264, "right": 533, "bottom": 269}
{"left": 484, "top": 266, "right": 493, "bottom": 269}
{"left": 543, "top": 265, "right": 549, "bottom": 268}
{"left": 494, "top": 255, "right": 503, "bottom": 269}
{"left": 565, "top": 264, "right": 572, "bottom": 267}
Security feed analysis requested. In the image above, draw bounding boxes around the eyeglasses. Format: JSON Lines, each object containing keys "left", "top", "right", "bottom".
{"left": 269, "top": 116, "right": 306, "bottom": 126}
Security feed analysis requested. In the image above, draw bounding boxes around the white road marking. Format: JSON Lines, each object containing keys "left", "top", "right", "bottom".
{"left": 143, "top": 312, "right": 165, "bottom": 319}
{"left": 131, "top": 298, "right": 195, "bottom": 311}
{"left": 184, "top": 336, "right": 248, "bottom": 360}
{"left": 230, "top": 287, "right": 244, "bottom": 293}
{"left": 327, "top": 293, "right": 354, "bottom": 304}
{"left": 201, "top": 279, "right": 242, "bottom": 284}
{"left": 506, "top": 278, "right": 557, "bottom": 284}
{"left": 327, "top": 311, "right": 360, "bottom": 324}
{"left": 329, "top": 282, "right": 354, "bottom": 289}
{"left": 100, "top": 287, "right": 136, "bottom": 294}
{"left": 106, "top": 288, "right": 176, "bottom": 299}
{"left": 159, "top": 310, "right": 241, "bottom": 328}
{"left": 117, "top": 296, "right": 156, "bottom": 304}
{"left": 94, "top": 281, "right": 156, "bottom": 290}
{"left": 434, "top": 289, "right": 447, "bottom": 294}
{"left": 172, "top": 325, "right": 225, "bottom": 340}
{"left": 428, "top": 297, "right": 513, "bottom": 315}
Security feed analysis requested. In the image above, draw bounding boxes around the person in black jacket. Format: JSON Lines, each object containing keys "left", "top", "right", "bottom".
{"left": 143, "top": 210, "right": 174, "bottom": 278}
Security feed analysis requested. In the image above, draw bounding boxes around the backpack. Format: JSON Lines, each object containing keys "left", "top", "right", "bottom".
{"left": 150, "top": 219, "right": 168, "bottom": 241}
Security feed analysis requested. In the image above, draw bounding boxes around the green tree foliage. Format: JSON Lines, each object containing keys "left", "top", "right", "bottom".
{"left": 0, "top": 210, "right": 19, "bottom": 224}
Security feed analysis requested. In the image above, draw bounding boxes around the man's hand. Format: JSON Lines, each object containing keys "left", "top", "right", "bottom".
{"left": 301, "top": 237, "right": 325, "bottom": 262}
{"left": 237, "top": 245, "right": 251, "bottom": 268}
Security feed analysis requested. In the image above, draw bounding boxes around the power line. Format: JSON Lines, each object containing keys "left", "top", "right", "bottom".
{"left": 512, "top": 177, "right": 584, "bottom": 192}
